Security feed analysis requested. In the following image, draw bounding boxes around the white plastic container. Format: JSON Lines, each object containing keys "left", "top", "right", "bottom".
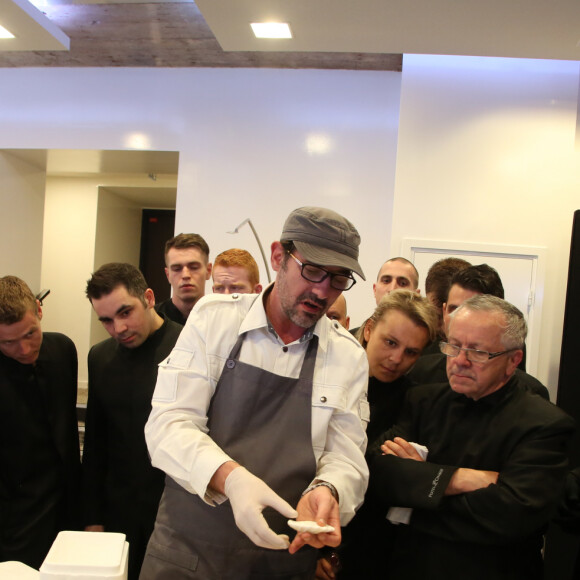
{"left": 0, "top": 561, "right": 40, "bottom": 579}
{"left": 39, "top": 531, "right": 128, "bottom": 580}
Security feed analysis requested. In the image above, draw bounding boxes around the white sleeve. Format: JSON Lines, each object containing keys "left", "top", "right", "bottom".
{"left": 311, "top": 333, "right": 370, "bottom": 526}
{"left": 144, "top": 302, "right": 235, "bottom": 505}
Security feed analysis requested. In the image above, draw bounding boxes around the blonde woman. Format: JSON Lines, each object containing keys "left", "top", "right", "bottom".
{"left": 317, "top": 290, "right": 438, "bottom": 579}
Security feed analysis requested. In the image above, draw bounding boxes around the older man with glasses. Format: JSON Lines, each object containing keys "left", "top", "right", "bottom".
{"left": 140, "top": 207, "right": 369, "bottom": 580}
{"left": 367, "top": 294, "right": 574, "bottom": 580}
{"left": 409, "top": 264, "right": 548, "bottom": 399}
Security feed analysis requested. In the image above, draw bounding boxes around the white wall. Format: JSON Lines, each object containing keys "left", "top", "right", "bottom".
{"left": 91, "top": 187, "right": 143, "bottom": 346}
{"left": 0, "top": 151, "right": 46, "bottom": 289}
{"left": 392, "top": 55, "right": 580, "bottom": 398}
{"left": 41, "top": 176, "right": 99, "bottom": 387}
{"left": 41, "top": 178, "right": 148, "bottom": 385}
{"left": 0, "top": 68, "right": 401, "bottom": 344}
{"left": 1, "top": 61, "right": 578, "bottom": 400}
{"left": 171, "top": 69, "right": 401, "bottom": 326}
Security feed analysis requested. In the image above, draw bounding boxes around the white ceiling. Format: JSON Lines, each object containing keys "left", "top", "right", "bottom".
{"left": 5, "top": 148, "right": 179, "bottom": 176}
{"left": 1, "top": 0, "right": 580, "bottom": 62}
{"left": 197, "top": 0, "right": 580, "bottom": 61}
{"left": 4, "top": 149, "right": 178, "bottom": 207}
{"left": 0, "top": 0, "right": 69, "bottom": 51}
{"left": 1, "top": 1, "right": 578, "bottom": 208}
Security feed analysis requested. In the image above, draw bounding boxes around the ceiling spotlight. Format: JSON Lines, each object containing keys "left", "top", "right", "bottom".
{"left": 0, "top": 24, "right": 15, "bottom": 39}
{"left": 250, "top": 22, "right": 292, "bottom": 39}
{"left": 125, "top": 132, "right": 151, "bottom": 150}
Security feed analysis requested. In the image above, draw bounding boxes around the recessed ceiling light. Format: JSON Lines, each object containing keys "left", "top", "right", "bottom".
{"left": 250, "top": 22, "right": 292, "bottom": 39}
{"left": 306, "top": 133, "right": 333, "bottom": 156}
{"left": 0, "top": 24, "right": 15, "bottom": 39}
{"left": 125, "top": 132, "right": 151, "bottom": 150}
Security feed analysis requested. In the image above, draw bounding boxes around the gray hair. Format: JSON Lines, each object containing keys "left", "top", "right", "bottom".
{"left": 452, "top": 294, "right": 527, "bottom": 349}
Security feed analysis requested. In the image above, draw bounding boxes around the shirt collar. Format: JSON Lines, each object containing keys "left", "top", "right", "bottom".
{"left": 238, "top": 282, "right": 329, "bottom": 349}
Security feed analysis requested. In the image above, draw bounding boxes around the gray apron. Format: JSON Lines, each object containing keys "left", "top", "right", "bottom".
{"left": 140, "top": 331, "right": 319, "bottom": 580}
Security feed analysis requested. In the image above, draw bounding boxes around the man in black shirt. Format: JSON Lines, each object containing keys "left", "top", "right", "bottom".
{"left": 409, "top": 264, "right": 539, "bottom": 392}
{"left": 350, "top": 257, "right": 420, "bottom": 337}
{"left": 82, "top": 263, "right": 182, "bottom": 580}
{"left": 370, "top": 295, "right": 574, "bottom": 580}
{"left": 155, "top": 233, "right": 211, "bottom": 325}
{"left": 0, "top": 275, "right": 80, "bottom": 569}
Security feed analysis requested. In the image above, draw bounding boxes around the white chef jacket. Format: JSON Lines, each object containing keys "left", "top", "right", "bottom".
{"left": 145, "top": 289, "right": 370, "bottom": 525}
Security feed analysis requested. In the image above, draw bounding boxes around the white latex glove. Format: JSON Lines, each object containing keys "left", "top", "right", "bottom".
{"left": 224, "top": 466, "right": 298, "bottom": 550}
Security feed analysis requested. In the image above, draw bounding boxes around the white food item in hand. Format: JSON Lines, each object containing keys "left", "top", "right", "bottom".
{"left": 287, "top": 520, "right": 335, "bottom": 534}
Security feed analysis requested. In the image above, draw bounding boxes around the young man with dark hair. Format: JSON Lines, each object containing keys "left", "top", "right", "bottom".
{"left": 424, "top": 257, "right": 472, "bottom": 313}
{"left": 420, "top": 257, "right": 472, "bottom": 355}
{"left": 156, "top": 233, "right": 212, "bottom": 325}
{"left": 0, "top": 275, "right": 80, "bottom": 569}
{"left": 373, "top": 257, "right": 420, "bottom": 306}
{"left": 83, "top": 263, "right": 182, "bottom": 580}
{"left": 351, "top": 257, "right": 420, "bottom": 338}
{"left": 442, "top": 263, "right": 505, "bottom": 332}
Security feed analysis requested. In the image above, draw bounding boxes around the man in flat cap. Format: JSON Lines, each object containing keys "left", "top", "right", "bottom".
{"left": 140, "top": 207, "right": 370, "bottom": 580}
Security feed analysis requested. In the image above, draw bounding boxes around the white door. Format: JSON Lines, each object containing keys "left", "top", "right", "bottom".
{"left": 401, "top": 239, "right": 546, "bottom": 378}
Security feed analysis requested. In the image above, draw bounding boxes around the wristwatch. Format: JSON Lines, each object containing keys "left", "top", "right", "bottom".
{"left": 301, "top": 481, "right": 339, "bottom": 501}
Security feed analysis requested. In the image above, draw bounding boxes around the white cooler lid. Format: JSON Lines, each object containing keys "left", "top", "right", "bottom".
{"left": 0, "top": 561, "right": 40, "bottom": 579}
{"left": 39, "top": 531, "right": 128, "bottom": 579}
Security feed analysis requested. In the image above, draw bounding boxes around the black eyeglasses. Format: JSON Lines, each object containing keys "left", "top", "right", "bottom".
{"left": 440, "top": 341, "right": 518, "bottom": 364}
{"left": 288, "top": 252, "right": 356, "bottom": 291}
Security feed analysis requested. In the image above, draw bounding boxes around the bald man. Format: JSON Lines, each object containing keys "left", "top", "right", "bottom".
{"left": 326, "top": 294, "right": 350, "bottom": 330}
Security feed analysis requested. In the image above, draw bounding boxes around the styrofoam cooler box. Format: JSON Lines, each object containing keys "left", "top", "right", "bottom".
{"left": 39, "top": 531, "right": 129, "bottom": 580}
{"left": 0, "top": 561, "right": 40, "bottom": 579}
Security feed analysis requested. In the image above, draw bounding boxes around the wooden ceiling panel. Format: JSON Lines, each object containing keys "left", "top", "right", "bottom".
{"left": 0, "top": 2, "right": 402, "bottom": 70}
